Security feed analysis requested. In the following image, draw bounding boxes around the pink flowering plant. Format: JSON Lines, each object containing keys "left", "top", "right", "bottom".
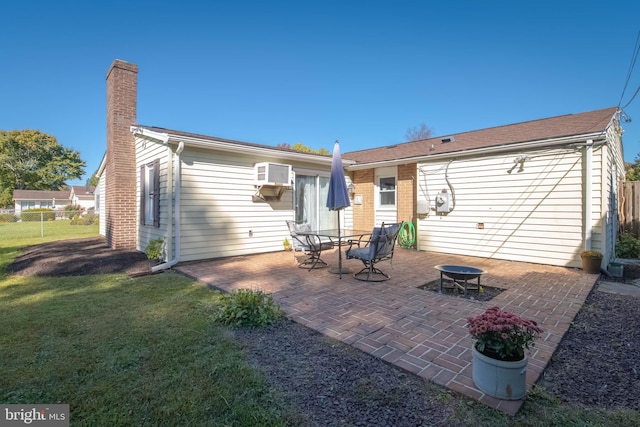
{"left": 466, "top": 306, "right": 543, "bottom": 361}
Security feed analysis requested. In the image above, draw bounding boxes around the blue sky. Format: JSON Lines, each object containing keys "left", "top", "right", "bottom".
{"left": 2, "top": 1, "right": 639, "bottom": 186}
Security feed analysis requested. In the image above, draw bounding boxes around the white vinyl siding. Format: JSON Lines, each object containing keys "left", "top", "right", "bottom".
{"left": 134, "top": 132, "right": 348, "bottom": 263}
{"left": 172, "top": 148, "right": 353, "bottom": 262}
{"left": 136, "top": 138, "right": 167, "bottom": 253}
{"left": 178, "top": 148, "right": 294, "bottom": 261}
{"left": 98, "top": 173, "right": 106, "bottom": 236}
{"left": 601, "top": 124, "right": 626, "bottom": 262}
{"left": 417, "top": 148, "right": 594, "bottom": 268}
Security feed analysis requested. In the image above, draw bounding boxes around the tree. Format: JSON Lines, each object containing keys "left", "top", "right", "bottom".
{"left": 277, "top": 142, "right": 330, "bottom": 155}
{"left": 626, "top": 154, "right": 640, "bottom": 181}
{"left": 88, "top": 170, "right": 100, "bottom": 187}
{"left": 0, "top": 130, "right": 85, "bottom": 206}
{"left": 405, "top": 123, "right": 433, "bottom": 141}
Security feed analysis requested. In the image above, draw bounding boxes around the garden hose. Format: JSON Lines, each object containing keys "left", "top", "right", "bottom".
{"left": 398, "top": 221, "right": 416, "bottom": 248}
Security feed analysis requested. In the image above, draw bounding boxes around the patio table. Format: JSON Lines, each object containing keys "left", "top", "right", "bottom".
{"left": 300, "top": 229, "right": 371, "bottom": 278}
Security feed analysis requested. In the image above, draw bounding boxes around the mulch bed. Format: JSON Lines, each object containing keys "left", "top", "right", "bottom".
{"left": 6, "top": 237, "right": 153, "bottom": 277}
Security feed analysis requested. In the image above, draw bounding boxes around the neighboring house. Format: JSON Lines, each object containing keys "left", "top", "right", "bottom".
{"left": 99, "top": 59, "right": 625, "bottom": 270}
{"left": 70, "top": 185, "right": 96, "bottom": 210}
{"left": 12, "top": 190, "right": 72, "bottom": 215}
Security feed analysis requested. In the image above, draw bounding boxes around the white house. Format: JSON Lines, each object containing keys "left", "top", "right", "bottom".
{"left": 12, "top": 190, "right": 72, "bottom": 215}
{"left": 70, "top": 186, "right": 95, "bottom": 210}
{"left": 99, "top": 60, "right": 352, "bottom": 268}
{"left": 99, "top": 59, "right": 625, "bottom": 271}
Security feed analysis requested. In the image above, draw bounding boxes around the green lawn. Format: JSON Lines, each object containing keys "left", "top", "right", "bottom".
{"left": 1, "top": 222, "right": 639, "bottom": 426}
{"left": 0, "top": 223, "right": 292, "bottom": 426}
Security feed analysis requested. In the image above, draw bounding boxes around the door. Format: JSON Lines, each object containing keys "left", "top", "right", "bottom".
{"left": 375, "top": 166, "right": 398, "bottom": 225}
{"left": 295, "top": 173, "right": 336, "bottom": 230}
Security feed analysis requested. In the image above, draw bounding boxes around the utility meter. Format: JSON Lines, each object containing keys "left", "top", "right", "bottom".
{"left": 435, "top": 190, "right": 450, "bottom": 213}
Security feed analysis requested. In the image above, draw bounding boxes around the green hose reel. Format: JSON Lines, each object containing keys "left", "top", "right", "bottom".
{"left": 398, "top": 221, "right": 416, "bottom": 248}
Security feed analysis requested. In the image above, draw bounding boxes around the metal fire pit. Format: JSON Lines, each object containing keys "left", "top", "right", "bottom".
{"left": 434, "top": 265, "right": 487, "bottom": 296}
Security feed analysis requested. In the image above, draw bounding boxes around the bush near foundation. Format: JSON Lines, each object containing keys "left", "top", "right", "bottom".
{"left": 616, "top": 232, "right": 640, "bottom": 258}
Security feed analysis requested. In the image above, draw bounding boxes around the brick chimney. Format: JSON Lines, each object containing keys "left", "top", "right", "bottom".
{"left": 105, "top": 59, "right": 138, "bottom": 250}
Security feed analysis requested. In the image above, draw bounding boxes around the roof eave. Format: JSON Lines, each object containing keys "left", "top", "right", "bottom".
{"left": 131, "top": 126, "right": 355, "bottom": 167}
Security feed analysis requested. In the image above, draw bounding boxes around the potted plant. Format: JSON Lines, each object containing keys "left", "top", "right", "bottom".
{"left": 580, "top": 250, "right": 603, "bottom": 274}
{"left": 283, "top": 237, "right": 292, "bottom": 252}
{"left": 466, "top": 306, "right": 543, "bottom": 400}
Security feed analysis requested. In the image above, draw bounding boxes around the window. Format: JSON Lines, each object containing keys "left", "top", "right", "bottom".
{"left": 379, "top": 176, "right": 396, "bottom": 206}
{"left": 140, "top": 158, "right": 160, "bottom": 227}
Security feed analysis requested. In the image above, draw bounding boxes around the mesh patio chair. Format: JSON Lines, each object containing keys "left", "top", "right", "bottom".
{"left": 285, "top": 220, "right": 334, "bottom": 270}
{"left": 345, "top": 222, "right": 402, "bottom": 281}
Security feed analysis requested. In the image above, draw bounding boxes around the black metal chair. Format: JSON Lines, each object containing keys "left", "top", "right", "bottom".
{"left": 345, "top": 222, "right": 402, "bottom": 281}
{"left": 285, "top": 220, "right": 333, "bottom": 270}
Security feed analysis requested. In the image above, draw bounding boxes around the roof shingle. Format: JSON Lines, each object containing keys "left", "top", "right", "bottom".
{"left": 343, "top": 107, "right": 618, "bottom": 164}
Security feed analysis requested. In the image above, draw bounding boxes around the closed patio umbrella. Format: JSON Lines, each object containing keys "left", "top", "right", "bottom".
{"left": 326, "top": 140, "right": 351, "bottom": 278}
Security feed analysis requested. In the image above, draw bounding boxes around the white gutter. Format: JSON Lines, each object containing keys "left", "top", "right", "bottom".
{"left": 346, "top": 132, "right": 607, "bottom": 171}
{"left": 584, "top": 139, "right": 594, "bottom": 250}
{"left": 152, "top": 141, "right": 184, "bottom": 272}
{"left": 131, "top": 127, "right": 170, "bottom": 143}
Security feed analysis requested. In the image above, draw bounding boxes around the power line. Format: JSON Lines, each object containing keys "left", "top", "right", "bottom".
{"left": 618, "top": 29, "right": 640, "bottom": 108}
{"left": 622, "top": 84, "right": 640, "bottom": 109}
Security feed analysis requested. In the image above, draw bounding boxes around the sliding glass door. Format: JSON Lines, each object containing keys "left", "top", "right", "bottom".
{"left": 295, "top": 173, "right": 336, "bottom": 230}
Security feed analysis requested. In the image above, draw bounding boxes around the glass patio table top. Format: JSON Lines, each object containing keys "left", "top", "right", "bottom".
{"left": 308, "top": 229, "right": 372, "bottom": 240}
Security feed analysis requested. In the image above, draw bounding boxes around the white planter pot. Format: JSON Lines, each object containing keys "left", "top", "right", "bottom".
{"left": 471, "top": 345, "right": 528, "bottom": 400}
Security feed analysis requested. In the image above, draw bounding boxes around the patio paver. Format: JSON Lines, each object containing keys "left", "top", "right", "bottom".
{"left": 176, "top": 248, "right": 597, "bottom": 415}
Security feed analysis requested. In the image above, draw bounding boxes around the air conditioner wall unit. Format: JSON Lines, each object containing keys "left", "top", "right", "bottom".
{"left": 254, "top": 162, "right": 292, "bottom": 186}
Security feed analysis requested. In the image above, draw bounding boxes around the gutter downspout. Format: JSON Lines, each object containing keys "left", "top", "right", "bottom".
{"left": 152, "top": 141, "right": 184, "bottom": 272}
{"left": 584, "top": 139, "right": 593, "bottom": 250}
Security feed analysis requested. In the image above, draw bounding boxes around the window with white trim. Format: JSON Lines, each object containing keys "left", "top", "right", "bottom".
{"left": 378, "top": 176, "right": 396, "bottom": 206}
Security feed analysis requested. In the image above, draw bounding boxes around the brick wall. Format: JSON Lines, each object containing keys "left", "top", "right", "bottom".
{"left": 351, "top": 169, "right": 375, "bottom": 230}
{"left": 397, "top": 163, "right": 417, "bottom": 224}
{"left": 105, "top": 60, "right": 138, "bottom": 250}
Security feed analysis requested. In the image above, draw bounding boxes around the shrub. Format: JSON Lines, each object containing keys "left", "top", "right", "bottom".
{"left": 616, "top": 233, "right": 640, "bottom": 258}
{"left": 63, "top": 205, "right": 83, "bottom": 219}
{"left": 214, "top": 289, "right": 284, "bottom": 328}
{"left": 70, "top": 212, "right": 97, "bottom": 226}
{"left": 145, "top": 238, "right": 164, "bottom": 261}
{"left": 21, "top": 208, "right": 55, "bottom": 222}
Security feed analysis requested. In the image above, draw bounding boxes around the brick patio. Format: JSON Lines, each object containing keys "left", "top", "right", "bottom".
{"left": 176, "top": 247, "right": 597, "bottom": 415}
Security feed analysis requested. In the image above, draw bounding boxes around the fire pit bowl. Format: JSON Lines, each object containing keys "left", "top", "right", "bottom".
{"left": 434, "top": 265, "right": 488, "bottom": 295}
